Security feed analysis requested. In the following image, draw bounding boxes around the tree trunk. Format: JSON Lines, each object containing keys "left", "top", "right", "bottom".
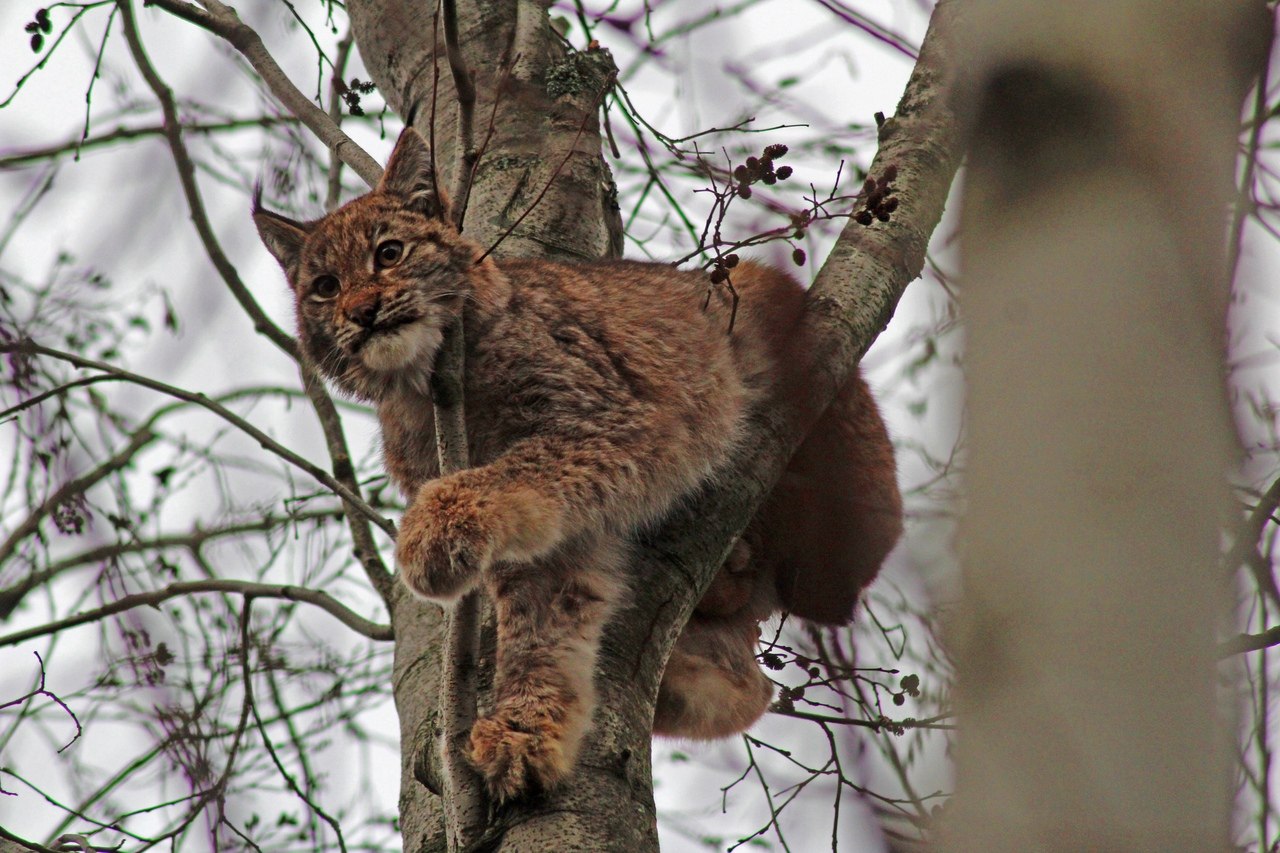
{"left": 345, "top": 0, "right": 964, "bottom": 849}
{"left": 942, "top": 2, "right": 1268, "bottom": 850}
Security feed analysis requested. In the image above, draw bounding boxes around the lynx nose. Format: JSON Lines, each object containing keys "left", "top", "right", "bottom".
{"left": 347, "top": 293, "right": 381, "bottom": 329}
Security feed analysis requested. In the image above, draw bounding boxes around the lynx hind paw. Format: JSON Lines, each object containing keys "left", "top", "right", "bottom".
{"left": 468, "top": 714, "right": 573, "bottom": 801}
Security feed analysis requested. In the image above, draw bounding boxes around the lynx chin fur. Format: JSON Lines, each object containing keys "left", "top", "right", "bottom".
{"left": 254, "top": 128, "right": 902, "bottom": 801}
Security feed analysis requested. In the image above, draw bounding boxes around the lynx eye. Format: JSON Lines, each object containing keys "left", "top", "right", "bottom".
{"left": 375, "top": 240, "right": 405, "bottom": 267}
{"left": 312, "top": 275, "right": 340, "bottom": 299}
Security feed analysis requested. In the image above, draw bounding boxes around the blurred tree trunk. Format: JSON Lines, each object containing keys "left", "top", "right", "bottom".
{"left": 943, "top": 1, "right": 1268, "bottom": 850}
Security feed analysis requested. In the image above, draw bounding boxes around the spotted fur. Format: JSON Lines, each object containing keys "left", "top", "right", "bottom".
{"left": 254, "top": 128, "right": 902, "bottom": 800}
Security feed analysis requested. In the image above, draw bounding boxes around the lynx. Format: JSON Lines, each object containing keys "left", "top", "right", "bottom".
{"left": 254, "top": 128, "right": 902, "bottom": 800}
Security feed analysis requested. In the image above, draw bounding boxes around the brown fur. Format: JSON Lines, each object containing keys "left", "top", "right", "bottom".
{"left": 254, "top": 129, "right": 902, "bottom": 800}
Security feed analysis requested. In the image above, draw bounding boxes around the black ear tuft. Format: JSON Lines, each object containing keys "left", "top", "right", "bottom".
{"left": 378, "top": 127, "right": 451, "bottom": 221}
{"left": 253, "top": 187, "right": 313, "bottom": 276}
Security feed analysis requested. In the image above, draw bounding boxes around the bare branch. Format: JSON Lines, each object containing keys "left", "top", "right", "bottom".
{"left": 441, "top": 0, "right": 477, "bottom": 231}
{"left": 117, "top": 0, "right": 297, "bottom": 359}
{"left": 325, "top": 30, "right": 357, "bottom": 212}
{"left": 142, "top": 0, "right": 383, "bottom": 186}
{"left": 0, "top": 341, "right": 395, "bottom": 538}
{"left": 1220, "top": 626, "right": 1280, "bottom": 659}
{"left": 0, "top": 652, "right": 82, "bottom": 754}
{"left": 0, "top": 579, "right": 393, "bottom": 648}
{"left": 1227, "top": 475, "right": 1280, "bottom": 607}
{"left": 239, "top": 602, "right": 351, "bottom": 853}
{"left": 0, "top": 117, "right": 299, "bottom": 171}
{"left": 120, "top": 0, "right": 397, "bottom": 603}
{"left": 0, "top": 510, "right": 341, "bottom": 620}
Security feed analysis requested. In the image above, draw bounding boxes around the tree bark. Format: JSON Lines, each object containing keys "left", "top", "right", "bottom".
{"left": 346, "top": 0, "right": 964, "bottom": 849}
{"left": 940, "top": 2, "right": 1268, "bottom": 850}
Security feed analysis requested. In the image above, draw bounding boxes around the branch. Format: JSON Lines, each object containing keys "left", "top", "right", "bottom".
{"left": 0, "top": 117, "right": 299, "bottom": 170}
{"left": 1219, "top": 626, "right": 1280, "bottom": 659}
{"left": 441, "top": 0, "right": 477, "bottom": 231}
{"left": 431, "top": 4, "right": 485, "bottom": 833}
{"left": 117, "top": 0, "right": 296, "bottom": 359}
{"left": 142, "top": 0, "right": 382, "bottom": 186}
{"left": 0, "top": 510, "right": 340, "bottom": 620}
{"left": 431, "top": 327, "right": 489, "bottom": 848}
{"left": 325, "top": 30, "right": 357, "bottom": 212}
{"left": 0, "top": 342, "right": 394, "bottom": 538}
{"left": 770, "top": 707, "right": 955, "bottom": 731}
{"left": 119, "top": 0, "right": 396, "bottom": 604}
{"left": 0, "top": 579, "right": 393, "bottom": 648}
{"left": 238, "top": 602, "right": 351, "bottom": 853}
{"left": 0, "top": 652, "right": 82, "bottom": 753}
{"left": 1226, "top": 474, "right": 1280, "bottom": 607}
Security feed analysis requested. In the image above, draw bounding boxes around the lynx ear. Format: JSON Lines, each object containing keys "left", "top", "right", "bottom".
{"left": 253, "top": 188, "right": 312, "bottom": 275}
{"left": 378, "top": 127, "right": 450, "bottom": 221}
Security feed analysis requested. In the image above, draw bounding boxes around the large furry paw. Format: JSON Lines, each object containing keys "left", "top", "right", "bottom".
{"left": 396, "top": 476, "right": 564, "bottom": 602}
{"left": 468, "top": 713, "right": 573, "bottom": 801}
{"left": 396, "top": 479, "right": 496, "bottom": 600}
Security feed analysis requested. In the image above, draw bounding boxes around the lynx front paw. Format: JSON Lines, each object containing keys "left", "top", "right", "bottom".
{"left": 396, "top": 480, "right": 496, "bottom": 601}
{"left": 395, "top": 477, "right": 565, "bottom": 602}
{"left": 468, "top": 713, "right": 573, "bottom": 801}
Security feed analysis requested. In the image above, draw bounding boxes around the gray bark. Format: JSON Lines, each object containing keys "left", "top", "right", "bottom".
{"left": 345, "top": 0, "right": 964, "bottom": 849}
{"left": 940, "top": 2, "right": 1268, "bottom": 850}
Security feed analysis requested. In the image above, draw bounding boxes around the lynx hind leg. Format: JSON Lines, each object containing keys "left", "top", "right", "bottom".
{"left": 469, "top": 536, "right": 626, "bottom": 801}
{"left": 654, "top": 615, "right": 775, "bottom": 740}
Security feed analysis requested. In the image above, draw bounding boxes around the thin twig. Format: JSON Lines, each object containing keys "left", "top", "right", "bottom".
{"left": 0, "top": 652, "right": 83, "bottom": 753}
{"left": 239, "top": 600, "right": 351, "bottom": 853}
{"left": 0, "top": 426, "right": 156, "bottom": 569}
{"left": 0, "top": 509, "right": 341, "bottom": 619}
{"left": 325, "top": 30, "right": 357, "bottom": 211}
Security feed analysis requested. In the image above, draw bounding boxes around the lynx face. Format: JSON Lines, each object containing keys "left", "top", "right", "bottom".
{"left": 255, "top": 130, "right": 471, "bottom": 401}
{"left": 292, "top": 198, "right": 473, "bottom": 398}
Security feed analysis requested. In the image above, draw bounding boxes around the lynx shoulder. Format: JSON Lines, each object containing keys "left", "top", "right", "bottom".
{"left": 255, "top": 128, "right": 902, "bottom": 799}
